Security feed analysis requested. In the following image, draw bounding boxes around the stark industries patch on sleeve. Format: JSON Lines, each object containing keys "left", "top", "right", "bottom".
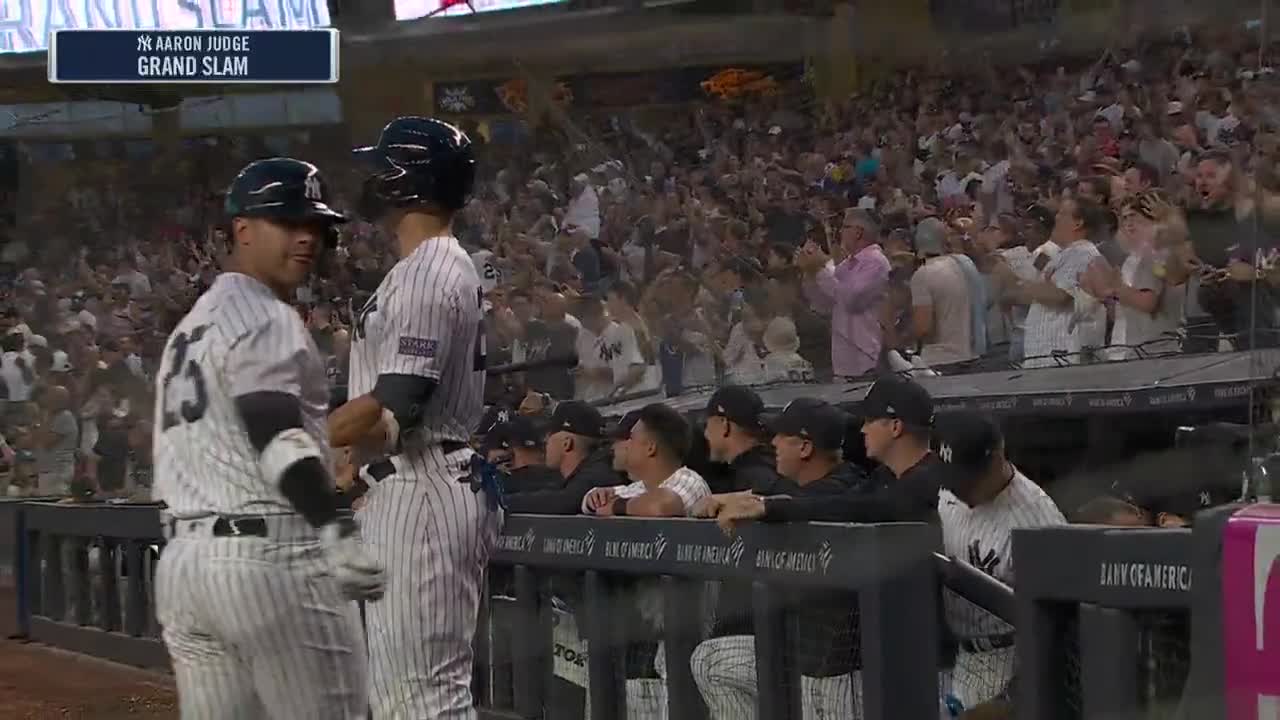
{"left": 398, "top": 336, "right": 439, "bottom": 358}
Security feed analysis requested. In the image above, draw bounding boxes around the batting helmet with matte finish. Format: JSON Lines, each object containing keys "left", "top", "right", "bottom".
{"left": 352, "top": 116, "right": 476, "bottom": 220}
{"left": 224, "top": 157, "right": 347, "bottom": 225}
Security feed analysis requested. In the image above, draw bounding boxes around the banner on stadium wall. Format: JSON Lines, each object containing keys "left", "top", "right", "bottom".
{"left": 432, "top": 64, "right": 804, "bottom": 115}
{"left": 0, "top": 0, "right": 332, "bottom": 54}
{"left": 928, "top": 0, "right": 1061, "bottom": 34}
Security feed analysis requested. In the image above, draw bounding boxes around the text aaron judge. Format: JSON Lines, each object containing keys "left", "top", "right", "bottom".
{"left": 135, "top": 33, "right": 251, "bottom": 78}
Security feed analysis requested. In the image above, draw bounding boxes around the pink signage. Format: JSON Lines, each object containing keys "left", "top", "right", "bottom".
{"left": 1223, "top": 504, "right": 1280, "bottom": 720}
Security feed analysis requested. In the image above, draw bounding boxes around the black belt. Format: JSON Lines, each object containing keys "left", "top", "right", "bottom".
{"left": 364, "top": 441, "right": 470, "bottom": 484}
{"left": 168, "top": 516, "right": 269, "bottom": 538}
{"left": 960, "top": 633, "right": 1015, "bottom": 653}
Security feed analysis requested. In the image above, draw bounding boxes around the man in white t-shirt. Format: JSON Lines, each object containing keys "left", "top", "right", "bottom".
{"left": 0, "top": 331, "right": 33, "bottom": 402}
{"left": 933, "top": 411, "right": 1065, "bottom": 709}
{"left": 573, "top": 296, "right": 645, "bottom": 403}
{"left": 583, "top": 403, "right": 709, "bottom": 517}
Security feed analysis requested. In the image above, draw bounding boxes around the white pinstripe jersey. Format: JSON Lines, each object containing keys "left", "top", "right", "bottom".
{"left": 1022, "top": 239, "right": 1104, "bottom": 369}
{"left": 611, "top": 467, "right": 711, "bottom": 516}
{"left": 152, "top": 273, "right": 332, "bottom": 517}
{"left": 347, "top": 235, "right": 485, "bottom": 477}
{"left": 939, "top": 467, "right": 1066, "bottom": 638}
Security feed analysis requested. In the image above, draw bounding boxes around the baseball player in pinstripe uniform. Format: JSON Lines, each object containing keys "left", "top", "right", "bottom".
{"left": 933, "top": 411, "right": 1065, "bottom": 709}
{"left": 153, "top": 158, "right": 385, "bottom": 719}
{"left": 329, "top": 116, "right": 501, "bottom": 719}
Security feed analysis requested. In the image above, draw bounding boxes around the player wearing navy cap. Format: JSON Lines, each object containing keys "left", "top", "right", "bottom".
{"left": 711, "top": 375, "right": 944, "bottom": 527}
{"left": 328, "top": 116, "right": 498, "bottom": 719}
{"left": 153, "top": 158, "right": 380, "bottom": 718}
{"left": 933, "top": 411, "right": 1064, "bottom": 708}
{"left": 693, "top": 396, "right": 864, "bottom": 720}
{"left": 504, "top": 401, "right": 624, "bottom": 514}
{"left": 496, "top": 416, "right": 562, "bottom": 492}
{"left": 701, "top": 386, "right": 781, "bottom": 495}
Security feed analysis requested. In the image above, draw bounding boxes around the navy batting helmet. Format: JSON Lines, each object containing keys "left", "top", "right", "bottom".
{"left": 224, "top": 157, "right": 347, "bottom": 225}
{"left": 352, "top": 116, "right": 476, "bottom": 220}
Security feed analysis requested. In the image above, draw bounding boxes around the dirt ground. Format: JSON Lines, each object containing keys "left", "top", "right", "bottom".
{"left": 0, "top": 590, "right": 177, "bottom": 719}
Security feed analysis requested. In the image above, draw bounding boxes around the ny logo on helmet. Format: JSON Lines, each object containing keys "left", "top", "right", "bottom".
{"left": 304, "top": 175, "right": 322, "bottom": 201}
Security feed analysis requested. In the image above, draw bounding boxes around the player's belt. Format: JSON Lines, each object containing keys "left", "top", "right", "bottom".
{"left": 362, "top": 441, "right": 470, "bottom": 484}
{"left": 960, "top": 633, "right": 1015, "bottom": 653}
{"left": 163, "top": 514, "right": 316, "bottom": 541}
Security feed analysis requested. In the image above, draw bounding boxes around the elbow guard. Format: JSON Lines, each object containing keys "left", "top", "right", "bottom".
{"left": 372, "top": 374, "right": 437, "bottom": 450}
{"left": 236, "top": 391, "right": 339, "bottom": 528}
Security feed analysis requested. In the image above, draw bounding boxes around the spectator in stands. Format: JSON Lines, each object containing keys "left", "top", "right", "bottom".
{"left": 582, "top": 402, "right": 709, "bottom": 517}
{"left": 505, "top": 401, "right": 621, "bottom": 515}
{"left": 1016, "top": 197, "right": 1112, "bottom": 367}
{"left": 911, "top": 217, "right": 979, "bottom": 368}
{"left": 933, "top": 411, "right": 1065, "bottom": 708}
{"left": 308, "top": 299, "right": 338, "bottom": 356}
{"left": 721, "top": 291, "right": 770, "bottom": 386}
{"left": 797, "top": 208, "right": 889, "bottom": 379}
{"left": 761, "top": 316, "right": 814, "bottom": 383}
{"left": 0, "top": 331, "right": 33, "bottom": 403}
{"left": 1097, "top": 190, "right": 1188, "bottom": 360}
{"left": 572, "top": 296, "right": 646, "bottom": 403}
{"left": 33, "top": 384, "right": 78, "bottom": 496}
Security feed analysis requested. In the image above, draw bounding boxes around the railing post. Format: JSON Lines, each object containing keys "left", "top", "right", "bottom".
{"left": 1078, "top": 604, "right": 1141, "bottom": 718}
{"left": 859, "top": 541, "right": 939, "bottom": 720}
{"left": 510, "top": 565, "right": 542, "bottom": 719}
{"left": 123, "top": 540, "right": 147, "bottom": 637}
{"left": 13, "top": 505, "right": 31, "bottom": 638}
{"left": 1016, "top": 598, "right": 1066, "bottom": 720}
{"left": 1186, "top": 504, "right": 1239, "bottom": 718}
{"left": 41, "top": 532, "right": 64, "bottom": 622}
{"left": 584, "top": 569, "right": 622, "bottom": 720}
{"left": 97, "top": 539, "right": 120, "bottom": 632}
{"left": 662, "top": 574, "right": 705, "bottom": 720}
{"left": 70, "top": 537, "right": 91, "bottom": 627}
{"left": 753, "top": 580, "right": 793, "bottom": 720}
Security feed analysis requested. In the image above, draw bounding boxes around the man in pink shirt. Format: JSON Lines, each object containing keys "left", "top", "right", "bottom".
{"left": 798, "top": 208, "right": 891, "bottom": 378}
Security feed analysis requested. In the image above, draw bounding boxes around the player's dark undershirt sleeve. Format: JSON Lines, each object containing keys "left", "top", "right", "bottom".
{"left": 236, "top": 391, "right": 340, "bottom": 529}
{"left": 506, "top": 454, "right": 622, "bottom": 515}
{"left": 372, "top": 374, "right": 437, "bottom": 434}
{"left": 226, "top": 321, "right": 340, "bottom": 529}
{"left": 763, "top": 470, "right": 941, "bottom": 523}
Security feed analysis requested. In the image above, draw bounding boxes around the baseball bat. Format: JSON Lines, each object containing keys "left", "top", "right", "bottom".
{"left": 485, "top": 352, "right": 578, "bottom": 376}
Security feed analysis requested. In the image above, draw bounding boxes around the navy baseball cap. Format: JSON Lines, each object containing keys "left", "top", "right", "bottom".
{"left": 856, "top": 375, "right": 935, "bottom": 427}
{"left": 606, "top": 410, "right": 642, "bottom": 440}
{"left": 706, "top": 386, "right": 766, "bottom": 432}
{"left": 549, "top": 401, "right": 605, "bottom": 439}
{"left": 932, "top": 411, "right": 1002, "bottom": 494}
{"left": 501, "top": 416, "right": 546, "bottom": 450}
{"left": 764, "top": 398, "right": 848, "bottom": 451}
{"left": 476, "top": 405, "right": 513, "bottom": 436}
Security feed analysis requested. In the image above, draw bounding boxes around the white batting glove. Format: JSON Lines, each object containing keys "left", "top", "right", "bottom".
{"left": 319, "top": 518, "right": 386, "bottom": 602}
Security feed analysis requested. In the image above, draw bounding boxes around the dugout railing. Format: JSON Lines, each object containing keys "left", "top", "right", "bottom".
{"left": 1013, "top": 506, "right": 1244, "bottom": 720}
{"left": 4, "top": 499, "right": 1253, "bottom": 720}
{"left": 480, "top": 515, "right": 944, "bottom": 720}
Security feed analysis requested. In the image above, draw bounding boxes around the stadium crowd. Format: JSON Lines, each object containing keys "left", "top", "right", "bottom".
{"left": 0, "top": 21, "right": 1268, "bottom": 516}
{"left": 0, "top": 16, "right": 1265, "bottom": 720}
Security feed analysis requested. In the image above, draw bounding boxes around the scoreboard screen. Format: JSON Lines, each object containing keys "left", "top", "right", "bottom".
{"left": 0, "top": 0, "right": 331, "bottom": 54}
{"left": 394, "top": 0, "right": 564, "bottom": 22}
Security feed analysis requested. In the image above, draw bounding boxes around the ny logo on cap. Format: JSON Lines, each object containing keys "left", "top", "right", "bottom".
{"left": 939, "top": 442, "right": 953, "bottom": 463}
{"left": 304, "top": 175, "right": 322, "bottom": 201}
